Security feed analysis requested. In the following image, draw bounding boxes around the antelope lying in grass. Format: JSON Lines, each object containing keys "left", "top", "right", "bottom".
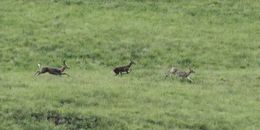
{"left": 34, "top": 60, "right": 70, "bottom": 76}
{"left": 113, "top": 61, "right": 135, "bottom": 76}
{"left": 165, "top": 67, "right": 195, "bottom": 82}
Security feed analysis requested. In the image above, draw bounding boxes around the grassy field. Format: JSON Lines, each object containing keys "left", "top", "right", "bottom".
{"left": 0, "top": 0, "right": 260, "bottom": 129}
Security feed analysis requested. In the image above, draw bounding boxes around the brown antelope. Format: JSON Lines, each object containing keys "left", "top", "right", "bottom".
{"left": 34, "top": 60, "right": 70, "bottom": 76}
{"left": 165, "top": 67, "right": 195, "bottom": 82}
{"left": 113, "top": 61, "right": 135, "bottom": 76}
{"left": 174, "top": 68, "right": 195, "bottom": 82}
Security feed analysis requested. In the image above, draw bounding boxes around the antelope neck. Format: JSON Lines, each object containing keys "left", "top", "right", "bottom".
{"left": 128, "top": 63, "right": 133, "bottom": 67}
{"left": 187, "top": 71, "right": 192, "bottom": 76}
{"left": 60, "top": 66, "right": 66, "bottom": 72}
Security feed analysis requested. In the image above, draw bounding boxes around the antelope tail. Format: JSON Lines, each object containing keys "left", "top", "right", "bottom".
{"left": 37, "top": 64, "right": 41, "bottom": 69}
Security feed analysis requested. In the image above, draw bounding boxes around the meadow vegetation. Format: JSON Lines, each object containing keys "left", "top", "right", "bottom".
{"left": 0, "top": 0, "right": 259, "bottom": 129}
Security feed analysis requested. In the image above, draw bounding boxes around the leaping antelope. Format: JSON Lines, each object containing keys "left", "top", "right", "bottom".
{"left": 174, "top": 68, "right": 195, "bottom": 82}
{"left": 34, "top": 60, "right": 70, "bottom": 76}
{"left": 113, "top": 60, "right": 135, "bottom": 76}
{"left": 165, "top": 66, "right": 195, "bottom": 82}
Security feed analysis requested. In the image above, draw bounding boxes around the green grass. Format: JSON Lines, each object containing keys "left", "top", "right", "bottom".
{"left": 0, "top": 0, "right": 260, "bottom": 129}
{"left": 1, "top": 69, "right": 260, "bottom": 129}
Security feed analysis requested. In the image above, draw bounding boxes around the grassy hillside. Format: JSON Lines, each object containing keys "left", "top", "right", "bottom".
{"left": 0, "top": 0, "right": 259, "bottom": 130}
{"left": 1, "top": 0, "right": 259, "bottom": 70}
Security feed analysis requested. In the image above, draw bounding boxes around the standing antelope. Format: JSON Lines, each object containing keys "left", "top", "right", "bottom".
{"left": 34, "top": 60, "right": 70, "bottom": 76}
{"left": 113, "top": 61, "right": 135, "bottom": 76}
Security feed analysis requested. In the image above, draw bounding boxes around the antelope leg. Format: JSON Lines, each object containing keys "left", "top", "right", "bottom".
{"left": 62, "top": 73, "right": 70, "bottom": 77}
{"left": 187, "top": 77, "right": 193, "bottom": 82}
{"left": 34, "top": 71, "right": 40, "bottom": 76}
